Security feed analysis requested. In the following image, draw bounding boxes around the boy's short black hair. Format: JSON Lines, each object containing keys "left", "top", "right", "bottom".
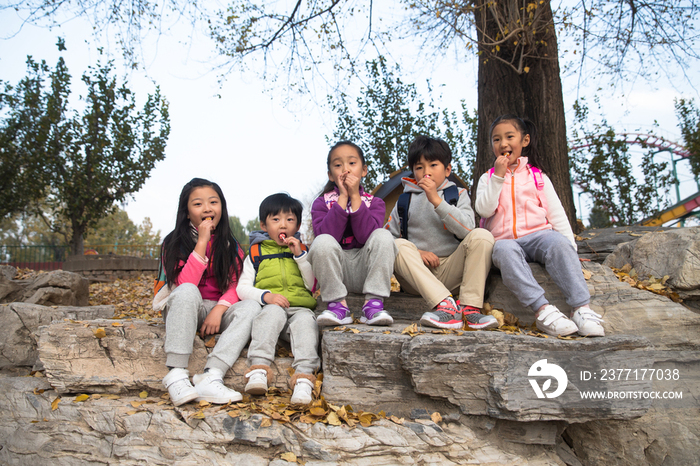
{"left": 407, "top": 135, "right": 452, "bottom": 170}
{"left": 259, "top": 193, "right": 303, "bottom": 226}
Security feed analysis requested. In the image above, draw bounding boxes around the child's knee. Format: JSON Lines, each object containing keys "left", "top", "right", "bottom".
{"left": 462, "top": 228, "right": 495, "bottom": 247}
{"left": 168, "top": 283, "right": 201, "bottom": 306}
{"left": 395, "top": 238, "right": 418, "bottom": 255}
{"left": 367, "top": 228, "right": 394, "bottom": 246}
{"left": 309, "top": 234, "right": 341, "bottom": 255}
{"left": 492, "top": 240, "right": 522, "bottom": 263}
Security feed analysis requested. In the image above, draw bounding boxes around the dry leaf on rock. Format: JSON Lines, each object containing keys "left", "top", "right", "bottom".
{"left": 93, "top": 328, "right": 107, "bottom": 339}
{"left": 431, "top": 412, "right": 443, "bottom": 423}
{"left": 280, "top": 452, "right": 297, "bottom": 463}
{"left": 204, "top": 337, "right": 216, "bottom": 348}
{"left": 51, "top": 397, "right": 61, "bottom": 411}
{"left": 74, "top": 394, "right": 89, "bottom": 402}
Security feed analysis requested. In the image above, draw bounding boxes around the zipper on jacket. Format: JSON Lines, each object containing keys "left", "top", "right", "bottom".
{"left": 511, "top": 172, "right": 518, "bottom": 238}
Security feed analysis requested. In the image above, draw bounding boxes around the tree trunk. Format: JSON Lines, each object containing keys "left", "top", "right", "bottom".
{"left": 472, "top": 0, "right": 579, "bottom": 232}
{"left": 70, "top": 223, "right": 84, "bottom": 256}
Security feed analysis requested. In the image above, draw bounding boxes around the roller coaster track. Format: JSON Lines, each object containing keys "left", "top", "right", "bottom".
{"left": 569, "top": 133, "right": 698, "bottom": 226}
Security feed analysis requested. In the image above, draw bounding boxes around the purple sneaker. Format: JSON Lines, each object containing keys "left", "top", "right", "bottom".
{"left": 317, "top": 301, "right": 353, "bottom": 327}
{"left": 360, "top": 299, "right": 393, "bottom": 326}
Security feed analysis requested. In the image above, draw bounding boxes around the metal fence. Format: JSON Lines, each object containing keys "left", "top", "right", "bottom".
{"left": 0, "top": 244, "right": 161, "bottom": 271}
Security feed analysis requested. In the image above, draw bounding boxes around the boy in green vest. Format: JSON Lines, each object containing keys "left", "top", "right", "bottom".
{"left": 236, "top": 193, "right": 319, "bottom": 404}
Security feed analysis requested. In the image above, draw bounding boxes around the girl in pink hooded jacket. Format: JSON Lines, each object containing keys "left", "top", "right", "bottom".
{"left": 475, "top": 115, "right": 604, "bottom": 338}
{"left": 158, "top": 178, "right": 261, "bottom": 407}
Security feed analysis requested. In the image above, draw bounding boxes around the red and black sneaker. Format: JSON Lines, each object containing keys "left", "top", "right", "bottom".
{"left": 420, "top": 297, "right": 463, "bottom": 329}
{"left": 460, "top": 305, "right": 499, "bottom": 330}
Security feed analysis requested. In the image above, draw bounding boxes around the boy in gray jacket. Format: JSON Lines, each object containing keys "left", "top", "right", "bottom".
{"left": 385, "top": 135, "right": 498, "bottom": 330}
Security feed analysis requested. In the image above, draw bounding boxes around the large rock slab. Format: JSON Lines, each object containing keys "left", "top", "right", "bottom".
{"left": 575, "top": 226, "right": 671, "bottom": 262}
{"left": 564, "top": 404, "right": 700, "bottom": 466}
{"left": 603, "top": 227, "right": 700, "bottom": 290}
{"left": 0, "top": 270, "right": 89, "bottom": 306}
{"left": 0, "top": 376, "right": 565, "bottom": 465}
{"left": 0, "top": 303, "right": 114, "bottom": 373}
{"left": 37, "top": 319, "right": 293, "bottom": 395}
{"left": 323, "top": 327, "right": 654, "bottom": 422}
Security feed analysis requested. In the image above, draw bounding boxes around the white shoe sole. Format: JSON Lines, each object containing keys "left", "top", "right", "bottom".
{"left": 466, "top": 318, "right": 499, "bottom": 330}
{"left": 171, "top": 391, "right": 199, "bottom": 407}
{"left": 419, "top": 314, "right": 463, "bottom": 329}
{"left": 360, "top": 313, "right": 394, "bottom": 326}
{"left": 536, "top": 322, "right": 578, "bottom": 337}
{"left": 245, "top": 381, "right": 268, "bottom": 396}
{"left": 317, "top": 314, "right": 353, "bottom": 327}
{"left": 196, "top": 393, "right": 242, "bottom": 404}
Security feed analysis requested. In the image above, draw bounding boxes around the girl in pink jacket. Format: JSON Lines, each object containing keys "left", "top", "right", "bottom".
{"left": 158, "top": 178, "right": 261, "bottom": 406}
{"left": 475, "top": 115, "right": 604, "bottom": 338}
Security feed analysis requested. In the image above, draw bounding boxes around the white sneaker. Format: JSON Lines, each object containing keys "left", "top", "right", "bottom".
{"left": 244, "top": 368, "right": 268, "bottom": 395}
{"left": 192, "top": 368, "right": 242, "bottom": 404}
{"left": 162, "top": 368, "right": 198, "bottom": 406}
{"left": 290, "top": 378, "right": 314, "bottom": 405}
{"left": 536, "top": 305, "right": 578, "bottom": 336}
{"left": 572, "top": 306, "right": 605, "bottom": 337}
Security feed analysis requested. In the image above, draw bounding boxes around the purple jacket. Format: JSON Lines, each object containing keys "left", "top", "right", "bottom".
{"left": 311, "top": 187, "right": 386, "bottom": 250}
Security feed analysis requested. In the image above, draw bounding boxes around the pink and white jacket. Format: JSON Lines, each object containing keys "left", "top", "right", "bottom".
{"left": 475, "top": 157, "right": 576, "bottom": 248}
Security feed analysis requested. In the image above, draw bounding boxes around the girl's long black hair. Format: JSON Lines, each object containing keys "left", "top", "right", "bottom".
{"left": 489, "top": 114, "right": 544, "bottom": 173}
{"left": 321, "top": 140, "right": 366, "bottom": 194}
{"left": 161, "top": 178, "right": 241, "bottom": 293}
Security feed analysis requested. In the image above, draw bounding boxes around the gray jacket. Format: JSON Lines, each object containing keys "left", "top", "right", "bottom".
{"left": 385, "top": 177, "right": 475, "bottom": 257}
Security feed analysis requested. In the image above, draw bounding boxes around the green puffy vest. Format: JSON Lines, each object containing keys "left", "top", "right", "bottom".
{"left": 253, "top": 240, "right": 317, "bottom": 310}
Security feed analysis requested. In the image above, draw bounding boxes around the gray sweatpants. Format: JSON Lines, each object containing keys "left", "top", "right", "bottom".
{"left": 247, "top": 305, "right": 320, "bottom": 375}
{"left": 308, "top": 229, "right": 398, "bottom": 303}
{"left": 491, "top": 229, "right": 590, "bottom": 312}
{"left": 163, "top": 283, "right": 262, "bottom": 373}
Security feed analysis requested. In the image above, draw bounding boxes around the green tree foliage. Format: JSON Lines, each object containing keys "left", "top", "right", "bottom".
{"left": 328, "top": 57, "right": 478, "bottom": 192}
{"left": 246, "top": 217, "right": 260, "bottom": 235}
{"left": 675, "top": 98, "right": 700, "bottom": 177}
{"left": 84, "top": 208, "right": 161, "bottom": 247}
{"left": 0, "top": 42, "right": 170, "bottom": 255}
{"left": 229, "top": 216, "right": 247, "bottom": 244}
{"left": 569, "top": 99, "right": 676, "bottom": 227}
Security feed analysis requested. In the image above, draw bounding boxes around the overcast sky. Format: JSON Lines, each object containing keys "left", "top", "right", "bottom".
{"left": 2, "top": 6, "right": 698, "bottom": 239}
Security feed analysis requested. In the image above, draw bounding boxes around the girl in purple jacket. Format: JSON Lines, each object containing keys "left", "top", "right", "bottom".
{"left": 309, "top": 141, "right": 398, "bottom": 326}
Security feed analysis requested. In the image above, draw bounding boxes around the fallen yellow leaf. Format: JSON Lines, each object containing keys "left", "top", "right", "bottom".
{"left": 93, "top": 328, "right": 107, "bottom": 339}
{"left": 280, "top": 452, "right": 297, "bottom": 462}
{"left": 431, "top": 412, "right": 443, "bottom": 423}
{"left": 139, "top": 391, "right": 148, "bottom": 399}
{"left": 74, "top": 394, "right": 90, "bottom": 402}
{"left": 327, "top": 411, "right": 342, "bottom": 426}
{"left": 51, "top": 397, "right": 61, "bottom": 411}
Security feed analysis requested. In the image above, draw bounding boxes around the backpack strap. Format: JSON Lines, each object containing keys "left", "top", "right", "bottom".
{"left": 153, "top": 250, "right": 167, "bottom": 296}
{"left": 398, "top": 186, "right": 461, "bottom": 240}
{"left": 250, "top": 242, "right": 307, "bottom": 277}
{"left": 397, "top": 192, "right": 411, "bottom": 240}
{"left": 443, "top": 185, "right": 460, "bottom": 206}
{"left": 530, "top": 166, "right": 544, "bottom": 190}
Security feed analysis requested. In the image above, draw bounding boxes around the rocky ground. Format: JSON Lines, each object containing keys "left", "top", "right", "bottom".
{"left": 1, "top": 226, "right": 699, "bottom": 465}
